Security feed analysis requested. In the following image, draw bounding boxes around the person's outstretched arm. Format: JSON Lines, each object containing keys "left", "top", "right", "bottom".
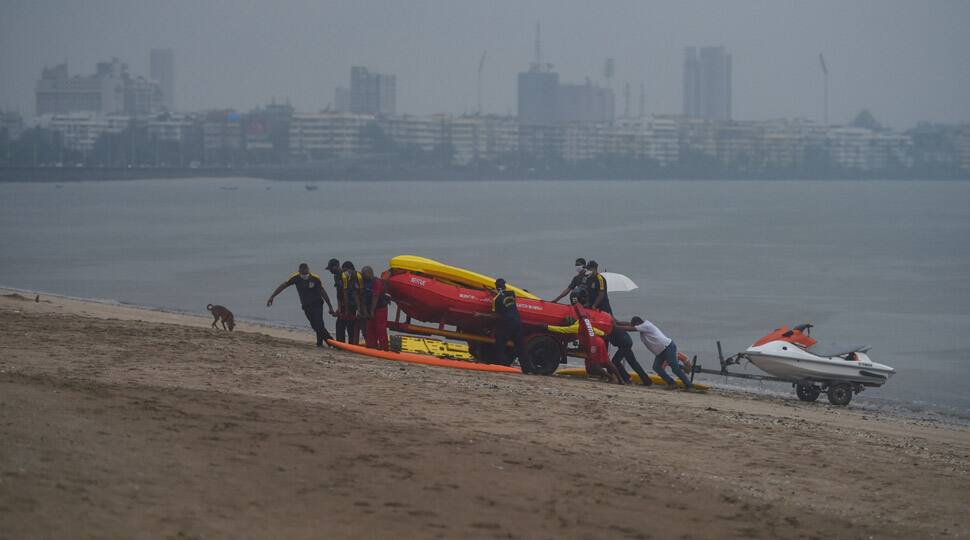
{"left": 550, "top": 285, "right": 572, "bottom": 303}
{"left": 612, "top": 319, "right": 636, "bottom": 332}
{"left": 267, "top": 276, "right": 295, "bottom": 307}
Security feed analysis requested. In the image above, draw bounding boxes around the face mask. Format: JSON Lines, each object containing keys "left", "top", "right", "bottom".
{"left": 575, "top": 265, "right": 585, "bottom": 273}
{"left": 299, "top": 274, "right": 309, "bottom": 280}
{"left": 584, "top": 269, "right": 592, "bottom": 276}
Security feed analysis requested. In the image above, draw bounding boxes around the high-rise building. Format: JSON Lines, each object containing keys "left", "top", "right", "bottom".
{"left": 150, "top": 49, "right": 175, "bottom": 111}
{"left": 334, "top": 86, "right": 350, "bottom": 112}
{"left": 35, "top": 58, "right": 161, "bottom": 116}
{"left": 683, "top": 46, "right": 732, "bottom": 121}
{"left": 35, "top": 62, "right": 123, "bottom": 115}
{"left": 350, "top": 67, "right": 396, "bottom": 116}
{"left": 517, "top": 70, "right": 559, "bottom": 126}
{"left": 557, "top": 80, "right": 614, "bottom": 124}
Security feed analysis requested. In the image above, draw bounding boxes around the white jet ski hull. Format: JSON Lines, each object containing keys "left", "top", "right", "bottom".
{"left": 745, "top": 340, "right": 895, "bottom": 387}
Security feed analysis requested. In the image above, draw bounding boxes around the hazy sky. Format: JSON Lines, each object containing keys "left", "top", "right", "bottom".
{"left": 2, "top": 0, "right": 968, "bottom": 129}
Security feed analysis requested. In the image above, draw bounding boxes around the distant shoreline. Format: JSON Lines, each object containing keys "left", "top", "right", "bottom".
{"left": 2, "top": 165, "right": 967, "bottom": 183}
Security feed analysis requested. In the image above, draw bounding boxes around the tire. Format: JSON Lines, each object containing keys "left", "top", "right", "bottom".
{"left": 524, "top": 335, "right": 562, "bottom": 375}
{"left": 795, "top": 383, "right": 821, "bottom": 402}
{"left": 826, "top": 383, "right": 853, "bottom": 406}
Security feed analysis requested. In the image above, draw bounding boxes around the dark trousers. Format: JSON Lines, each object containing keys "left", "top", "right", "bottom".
{"left": 336, "top": 316, "right": 359, "bottom": 345}
{"left": 654, "top": 340, "right": 692, "bottom": 388}
{"left": 302, "top": 302, "right": 333, "bottom": 346}
{"left": 495, "top": 319, "right": 532, "bottom": 373}
{"left": 609, "top": 329, "right": 652, "bottom": 385}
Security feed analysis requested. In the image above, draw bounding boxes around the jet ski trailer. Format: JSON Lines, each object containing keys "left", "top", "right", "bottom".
{"left": 696, "top": 324, "right": 896, "bottom": 406}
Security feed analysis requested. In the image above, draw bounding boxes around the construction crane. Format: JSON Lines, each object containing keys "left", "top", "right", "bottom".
{"left": 477, "top": 51, "right": 487, "bottom": 115}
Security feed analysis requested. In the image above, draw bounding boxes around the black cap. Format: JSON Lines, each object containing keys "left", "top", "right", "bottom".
{"left": 341, "top": 260, "right": 355, "bottom": 271}
{"left": 326, "top": 258, "right": 340, "bottom": 270}
{"left": 585, "top": 260, "right": 598, "bottom": 269}
{"left": 494, "top": 278, "right": 506, "bottom": 290}
{"left": 575, "top": 257, "right": 586, "bottom": 266}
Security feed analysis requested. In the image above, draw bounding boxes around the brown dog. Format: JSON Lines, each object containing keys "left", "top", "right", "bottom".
{"left": 207, "top": 304, "right": 235, "bottom": 331}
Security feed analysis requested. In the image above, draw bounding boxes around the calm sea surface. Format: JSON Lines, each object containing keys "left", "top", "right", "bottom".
{"left": 2, "top": 178, "right": 968, "bottom": 421}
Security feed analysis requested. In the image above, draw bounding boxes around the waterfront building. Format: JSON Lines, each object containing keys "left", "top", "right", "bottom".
{"left": 350, "top": 67, "right": 396, "bottom": 116}
{"left": 244, "top": 104, "right": 293, "bottom": 163}
{"left": 683, "top": 46, "right": 732, "bottom": 121}
{"left": 289, "top": 112, "right": 375, "bottom": 160}
{"left": 40, "top": 112, "right": 130, "bottom": 152}
{"left": 826, "top": 127, "right": 874, "bottom": 170}
{"left": 378, "top": 114, "right": 447, "bottom": 154}
{"left": 147, "top": 113, "right": 196, "bottom": 143}
{"left": 149, "top": 49, "right": 175, "bottom": 111}
{"left": 677, "top": 117, "right": 718, "bottom": 161}
{"left": 202, "top": 110, "right": 243, "bottom": 165}
{"left": 716, "top": 121, "right": 762, "bottom": 170}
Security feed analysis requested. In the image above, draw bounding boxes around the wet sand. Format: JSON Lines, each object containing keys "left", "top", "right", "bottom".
{"left": 1, "top": 290, "right": 968, "bottom": 539}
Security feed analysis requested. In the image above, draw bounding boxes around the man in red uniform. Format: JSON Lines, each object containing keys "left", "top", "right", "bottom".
{"left": 361, "top": 266, "right": 390, "bottom": 350}
{"left": 549, "top": 290, "right": 624, "bottom": 384}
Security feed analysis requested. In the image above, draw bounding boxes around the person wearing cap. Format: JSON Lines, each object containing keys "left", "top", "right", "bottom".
{"left": 361, "top": 266, "right": 390, "bottom": 351}
{"left": 614, "top": 316, "right": 695, "bottom": 390}
{"left": 325, "top": 258, "right": 358, "bottom": 344}
{"left": 340, "top": 261, "right": 365, "bottom": 344}
{"left": 475, "top": 278, "right": 535, "bottom": 374}
{"left": 266, "top": 262, "right": 335, "bottom": 347}
{"left": 584, "top": 260, "right": 612, "bottom": 314}
{"left": 550, "top": 257, "right": 588, "bottom": 304}
{"left": 547, "top": 289, "right": 624, "bottom": 384}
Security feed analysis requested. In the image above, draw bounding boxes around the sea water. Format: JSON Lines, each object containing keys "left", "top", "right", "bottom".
{"left": 1, "top": 177, "right": 968, "bottom": 422}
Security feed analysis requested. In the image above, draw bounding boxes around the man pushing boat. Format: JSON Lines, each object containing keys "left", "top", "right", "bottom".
{"left": 614, "top": 317, "right": 696, "bottom": 391}
{"left": 547, "top": 289, "right": 625, "bottom": 384}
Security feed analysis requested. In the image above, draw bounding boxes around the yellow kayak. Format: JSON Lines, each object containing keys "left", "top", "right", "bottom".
{"left": 556, "top": 367, "right": 708, "bottom": 390}
{"left": 388, "top": 255, "right": 540, "bottom": 300}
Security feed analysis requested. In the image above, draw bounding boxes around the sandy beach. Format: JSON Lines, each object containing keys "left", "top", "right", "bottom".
{"left": 1, "top": 290, "right": 968, "bottom": 539}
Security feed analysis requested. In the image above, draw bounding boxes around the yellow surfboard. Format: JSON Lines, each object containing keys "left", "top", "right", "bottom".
{"left": 388, "top": 255, "right": 540, "bottom": 300}
{"left": 555, "top": 367, "right": 708, "bottom": 390}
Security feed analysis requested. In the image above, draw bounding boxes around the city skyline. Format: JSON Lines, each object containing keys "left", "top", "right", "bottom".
{"left": 1, "top": 0, "right": 969, "bottom": 129}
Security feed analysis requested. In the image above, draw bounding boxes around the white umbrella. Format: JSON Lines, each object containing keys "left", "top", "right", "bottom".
{"left": 600, "top": 272, "right": 638, "bottom": 292}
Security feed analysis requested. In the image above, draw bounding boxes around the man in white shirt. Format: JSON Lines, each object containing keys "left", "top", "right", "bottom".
{"left": 614, "top": 316, "right": 695, "bottom": 390}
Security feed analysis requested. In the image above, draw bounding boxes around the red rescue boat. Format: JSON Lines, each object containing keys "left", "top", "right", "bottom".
{"left": 384, "top": 270, "right": 613, "bottom": 375}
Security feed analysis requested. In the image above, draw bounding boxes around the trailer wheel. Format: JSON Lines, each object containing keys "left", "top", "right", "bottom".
{"left": 826, "top": 383, "right": 853, "bottom": 406}
{"left": 795, "top": 383, "right": 821, "bottom": 402}
{"left": 524, "top": 335, "right": 562, "bottom": 376}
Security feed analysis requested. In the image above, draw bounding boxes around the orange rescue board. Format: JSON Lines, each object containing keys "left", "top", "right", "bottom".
{"left": 327, "top": 340, "right": 522, "bottom": 374}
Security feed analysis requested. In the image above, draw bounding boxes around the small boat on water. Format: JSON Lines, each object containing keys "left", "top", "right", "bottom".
{"left": 305, "top": 184, "right": 318, "bottom": 191}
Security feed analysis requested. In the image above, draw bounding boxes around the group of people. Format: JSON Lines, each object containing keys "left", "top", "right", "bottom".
{"left": 546, "top": 257, "right": 696, "bottom": 390}
{"left": 265, "top": 256, "right": 695, "bottom": 391}
{"left": 266, "top": 259, "right": 389, "bottom": 350}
